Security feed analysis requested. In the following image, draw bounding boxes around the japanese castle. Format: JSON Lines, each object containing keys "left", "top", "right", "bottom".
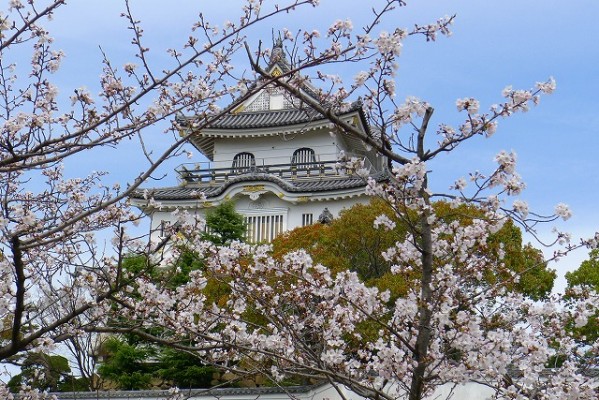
{"left": 131, "top": 40, "right": 388, "bottom": 243}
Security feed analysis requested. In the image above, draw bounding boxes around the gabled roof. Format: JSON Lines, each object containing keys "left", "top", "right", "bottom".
{"left": 180, "top": 101, "right": 371, "bottom": 161}
{"left": 177, "top": 40, "right": 376, "bottom": 160}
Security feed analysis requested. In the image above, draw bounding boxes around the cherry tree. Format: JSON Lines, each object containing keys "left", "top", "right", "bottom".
{"left": 1, "top": 0, "right": 597, "bottom": 399}
{"left": 114, "top": 1, "right": 599, "bottom": 400}
{"left": 0, "top": 0, "right": 322, "bottom": 396}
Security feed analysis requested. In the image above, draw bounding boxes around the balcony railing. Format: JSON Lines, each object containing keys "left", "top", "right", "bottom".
{"left": 177, "top": 159, "right": 374, "bottom": 184}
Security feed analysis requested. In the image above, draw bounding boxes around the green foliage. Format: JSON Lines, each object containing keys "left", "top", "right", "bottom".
{"left": 272, "top": 199, "right": 555, "bottom": 299}
{"left": 564, "top": 249, "right": 599, "bottom": 343}
{"left": 156, "top": 349, "right": 215, "bottom": 389}
{"left": 566, "top": 249, "right": 599, "bottom": 292}
{"left": 121, "top": 254, "right": 154, "bottom": 276}
{"left": 96, "top": 337, "right": 217, "bottom": 389}
{"left": 7, "top": 353, "right": 73, "bottom": 393}
{"left": 57, "top": 376, "right": 91, "bottom": 392}
{"left": 97, "top": 337, "right": 155, "bottom": 390}
{"left": 273, "top": 199, "right": 407, "bottom": 280}
{"left": 99, "top": 250, "right": 223, "bottom": 390}
{"left": 324, "top": 199, "right": 409, "bottom": 281}
{"left": 202, "top": 201, "right": 246, "bottom": 245}
{"left": 156, "top": 249, "right": 206, "bottom": 289}
{"left": 433, "top": 201, "right": 554, "bottom": 299}
{"left": 479, "top": 221, "right": 553, "bottom": 300}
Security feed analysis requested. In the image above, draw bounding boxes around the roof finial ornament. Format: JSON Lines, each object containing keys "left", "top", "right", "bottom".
{"left": 269, "top": 29, "right": 285, "bottom": 68}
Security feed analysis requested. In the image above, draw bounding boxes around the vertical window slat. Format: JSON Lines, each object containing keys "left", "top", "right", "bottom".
{"left": 242, "top": 214, "right": 285, "bottom": 244}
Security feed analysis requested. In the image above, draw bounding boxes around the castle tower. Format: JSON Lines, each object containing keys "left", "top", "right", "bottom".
{"left": 131, "top": 40, "right": 388, "bottom": 243}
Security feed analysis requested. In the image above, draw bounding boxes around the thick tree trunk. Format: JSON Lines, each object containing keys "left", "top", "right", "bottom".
{"left": 409, "top": 177, "right": 434, "bottom": 400}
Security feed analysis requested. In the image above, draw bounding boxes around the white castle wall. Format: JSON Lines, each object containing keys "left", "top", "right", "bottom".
{"left": 211, "top": 129, "right": 340, "bottom": 168}
{"left": 147, "top": 192, "right": 369, "bottom": 244}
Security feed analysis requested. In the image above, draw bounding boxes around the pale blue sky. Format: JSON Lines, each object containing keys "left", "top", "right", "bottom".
{"left": 41, "top": 0, "right": 599, "bottom": 291}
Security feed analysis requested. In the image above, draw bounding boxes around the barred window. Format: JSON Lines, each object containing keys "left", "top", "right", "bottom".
{"left": 244, "top": 214, "right": 284, "bottom": 243}
{"left": 232, "top": 152, "right": 255, "bottom": 174}
{"left": 292, "top": 148, "right": 316, "bottom": 169}
{"left": 158, "top": 220, "right": 171, "bottom": 237}
{"left": 302, "top": 213, "right": 313, "bottom": 227}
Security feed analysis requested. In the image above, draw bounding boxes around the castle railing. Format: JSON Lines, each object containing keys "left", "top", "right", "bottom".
{"left": 176, "top": 158, "right": 375, "bottom": 184}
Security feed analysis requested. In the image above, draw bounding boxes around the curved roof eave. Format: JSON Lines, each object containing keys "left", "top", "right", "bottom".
{"left": 130, "top": 172, "right": 388, "bottom": 210}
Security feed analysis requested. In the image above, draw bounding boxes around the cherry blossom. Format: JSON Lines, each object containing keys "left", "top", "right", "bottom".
{"left": 0, "top": 0, "right": 334, "bottom": 395}
{"left": 555, "top": 203, "right": 573, "bottom": 221}
{"left": 1, "top": 1, "right": 596, "bottom": 399}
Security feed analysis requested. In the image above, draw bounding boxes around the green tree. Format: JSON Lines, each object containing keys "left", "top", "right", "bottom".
{"left": 97, "top": 335, "right": 219, "bottom": 390}
{"left": 566, "top": 249, "right": 599, "bottom": 292}
{"left": 96, "top": 337, "right": 155, "bottom": 390}
{"left": 272, "top": 199, "right": 407, "bottom": 278}
{"left": 565, "top": 249, "right": 599, "bottom": 343}
{"left": 202, "top": 201, "right": 246, "bottom": 245}
{"left": 272, "top": 199, "right": 554, "bottom": 300}
{"left": 7, "top": 353, "right": 79, "bottom": 393}
{"left": 95, "top": 207, "right": 243, "bottom": 390}
{"left": 156, "top": 349, "right": 215, "bottom": 389}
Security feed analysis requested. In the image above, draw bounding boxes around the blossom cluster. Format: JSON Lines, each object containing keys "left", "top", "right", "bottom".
{"left": 0, "top": 1, "right": 594, "bottom": 400}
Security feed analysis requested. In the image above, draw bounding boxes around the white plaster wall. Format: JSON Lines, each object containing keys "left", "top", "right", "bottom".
{"left": 53, "top": 382, "right": 498, "bottom": 400}
{"left": 428, "top": 382, "right": 495, "bottom": 399}
{"left": 233, "top": 192, "right": 289, "bottom": 211}
{"left": 147, "top": 192, "right": 370, "bottom": 243}
{"left": 385, "top": 381, "right": 497, "bottom": 400}
{"left": 317, "top": 384, "right": 366, "bottom": 400}
{"left": 212, "top": 129, "right": 341, "bottom": 168}
{"left": 284, "top": 196, "right": 368, "bottom": 230}
{"left": 232, "top": 192, "right": 368, "bottom": 231}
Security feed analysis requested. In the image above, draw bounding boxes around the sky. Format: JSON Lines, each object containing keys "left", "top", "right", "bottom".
{"left": 33, "top": 0, "right": 599, "bottom": 292}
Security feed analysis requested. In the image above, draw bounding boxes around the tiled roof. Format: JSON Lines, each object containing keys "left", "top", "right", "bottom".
{"left": 208, "top": 108, "right": 322, "bottom": 130}
{"left": 179, "top": 101, "right": 365, "bottom": 132}
{"left": 131, "top": 172, "right": 388, "bottom": 202}
{"left": 54, "top": 384, "right": 325, "bottom": 399}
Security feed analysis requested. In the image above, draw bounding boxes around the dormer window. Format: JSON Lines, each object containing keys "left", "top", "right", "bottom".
{"left": 232, "top": 152, "right": 255, "bottom": 174}
{"left": 292, "top": 147, "right": 316, "bottom": 169}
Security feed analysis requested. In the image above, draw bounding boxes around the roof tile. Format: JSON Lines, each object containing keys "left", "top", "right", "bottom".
{"left": 131, "top": 173, "right": 388, "bottom": 201}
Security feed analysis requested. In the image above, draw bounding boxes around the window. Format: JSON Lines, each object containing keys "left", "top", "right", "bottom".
{"left": 158, "top": 220, "right": 186, "bottom": 237}
{"left": 232, "top": 152, "right": 255, "bottom": 174}
{"left": 244, "top": 214, "right": 284, "bottom": 243}
{"left": 302, "top": 213, "right": 313, "bottom": 227}
{"left": 292, "top": 148, "right": 316, "bottom": 169}
{"left": 158, "top": 220, "right": 168, "bottom": 237}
